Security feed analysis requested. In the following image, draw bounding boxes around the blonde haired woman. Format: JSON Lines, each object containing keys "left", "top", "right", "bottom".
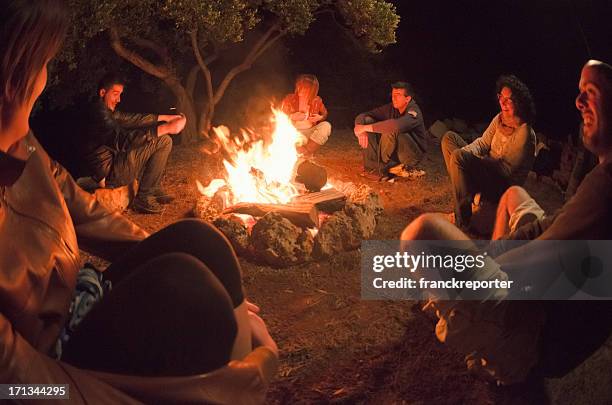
{"left": 281, "top": 74, "right": 332, "bottom": 155}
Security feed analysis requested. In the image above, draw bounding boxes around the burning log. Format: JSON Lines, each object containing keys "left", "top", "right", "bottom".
{"left": 291, "top": 188, "right": 346, "bottom": 213}
{"left": 223, "top": 201, "right": 320, "bottom": 228}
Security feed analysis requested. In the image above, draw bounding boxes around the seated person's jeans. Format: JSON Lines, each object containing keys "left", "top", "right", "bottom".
{"left": 107, "top": 135, "right": 173, "bottom": 197}
{"left": 356, "top": 116, "right": 423, "bottom": 170}
{"left": 442, "top": 131, "right": 511, "bottom": 226}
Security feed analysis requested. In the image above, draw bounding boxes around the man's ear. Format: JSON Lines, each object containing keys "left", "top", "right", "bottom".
{"left": 406, "top": 95, "right": 413, "bottom": 103}
{"left": 99, "top": 89, "right": 106, "bottom": 98}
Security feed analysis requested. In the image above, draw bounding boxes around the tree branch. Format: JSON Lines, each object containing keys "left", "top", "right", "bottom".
{"left": 213, "top": 23, "right": 282, "bottom": 105}
{"left": 131, "top": 36, "right": 172, "bottom": 68}
{"left": 186, "top": 64, "right": 199, "bottom": 100}
{"left": 189, "top": 30, "right": 214, "bottom": 105}
{"left": 204, "top": 39, "right": 220, "bottom": 65}
{"left": 109, "top": 27, "right": 171, "bottom": 80}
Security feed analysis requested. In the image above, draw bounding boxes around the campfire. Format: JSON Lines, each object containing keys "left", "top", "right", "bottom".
{"left": 194, "top": 110, "right": 383, "bottom": 267}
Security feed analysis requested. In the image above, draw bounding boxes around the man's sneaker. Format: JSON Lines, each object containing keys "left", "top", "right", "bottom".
{"left": 153, "top": 188, "right": 175, "bottom": 204}
{"left": 389, "top": 164, "right": 426, "bottom": 179}
{"left": 131, "top": 195, "right": 164, "bottom": 214}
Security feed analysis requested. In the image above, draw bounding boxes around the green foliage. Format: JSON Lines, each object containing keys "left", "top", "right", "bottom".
{"left": 52, "top": 0, "right": 399, "bottom": 112}
{"left": 59, "top": 0, "right": 398, "bottom": 66}
{"left": 162, "top": 0, "right": 260, "bottom": 44}
{"left": 336, "top": 0, "right": 399, "bottom": 52}
{"left": 264, "top": 0, "right": 320, "bottom": 35}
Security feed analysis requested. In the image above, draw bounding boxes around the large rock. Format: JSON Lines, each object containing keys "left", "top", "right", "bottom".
{"left": 313, "top": 187, "right": 382, "bottom": 259}
{"left": 313, "top": 211, "right": 354, "bottom": 259}
{"left": 213, "top": 215, "right": 250, "bottom": 256}
{"left": 429, "top": 120, "right": 450, "bottom": 139}
{"left": 345, "top": 202, "right": 378, "bottom": 240}
{"left": 451, "top": 117, "right": 469, "bottom": 133}
{"left": 346, "top": 185, "right": 384, "bottom": 219}
{"left": 250, "top": 212, "right": 313, "bottom": 267}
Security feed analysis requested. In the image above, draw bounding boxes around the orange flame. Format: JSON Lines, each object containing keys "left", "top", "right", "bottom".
{"left": 199, "top": 109, "right": 308, "bottom": 206}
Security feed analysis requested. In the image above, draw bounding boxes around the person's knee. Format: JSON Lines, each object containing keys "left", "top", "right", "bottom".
{"left": 357, "top": 115, "right": 376, "bottom": 125}
{"left": 143, "top": 252, "right": 210, "bottom": 285}
{"left": 312, "top": 121, "right": 332, "bottom": 145}
{"left": 165, "top": 218, "right": 220, "bottom": 239}
{"left": 450, "top": 148, "right": 471, "bottom": 166}
{"left": 503, "top": 185, "right": 529, "bottom": 205}
{"left": 161, "top": 219, "right": 243, "bottom": 302}
{"left": 401, "top": 213, "right": 444, "bottom": 241}
{"left": 441, "top": 131, "right": 459, "bottom": 153}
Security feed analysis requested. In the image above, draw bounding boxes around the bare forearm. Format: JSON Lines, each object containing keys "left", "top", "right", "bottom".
{"left": 157, "top": 123, "right": 170, "bottom": 136}
{"left": 158, "top": 114, "right": 176, "bottom": 122}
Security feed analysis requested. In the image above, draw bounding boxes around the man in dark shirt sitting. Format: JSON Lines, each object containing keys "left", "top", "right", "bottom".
{"left": 354, "top": 81, "right": 428, "bottom": 181}
{"left": 83, "top": 74, "right": 186, "bottom": 214}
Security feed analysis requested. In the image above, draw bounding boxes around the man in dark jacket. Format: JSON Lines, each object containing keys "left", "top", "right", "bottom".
{"left": 82, "top": 73, "right": 186, "bottom": 214}
{"left": 354, "top": 81, "right": 428, "bottom": 181}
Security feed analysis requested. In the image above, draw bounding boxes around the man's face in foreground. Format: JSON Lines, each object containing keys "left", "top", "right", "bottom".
{"left": 391, "top": 88, "right": 411, "bottom": 111}
{"left": 576, "top": 63, "right": 612, "bottom": 158}
{"left": 99, "top": 84, "right": 124, "bottom": 111}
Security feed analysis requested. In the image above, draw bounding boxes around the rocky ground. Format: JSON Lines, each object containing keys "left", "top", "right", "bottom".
{"left": 84, "top": 128, "right": 612, "bottom": 404}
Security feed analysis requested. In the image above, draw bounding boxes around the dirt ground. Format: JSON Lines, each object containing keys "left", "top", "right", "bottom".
{"left": 86, "top": 128, "right": 612, "bottom": 404}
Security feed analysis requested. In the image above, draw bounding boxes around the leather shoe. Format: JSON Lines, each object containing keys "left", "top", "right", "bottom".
{"left": 131, "top": 195, "right": 164, "bottom": 214}
{"left": 153, "top": 188, "right": 174, "bottom": 204}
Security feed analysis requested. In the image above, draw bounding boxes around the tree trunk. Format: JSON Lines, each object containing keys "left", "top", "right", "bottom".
{"left": 198, "top": 102, "right": 214, "bottom": 136}
{"left": 174, "top": 88, "right": 198, "bottom": 144}
{"left": 157, "top": 76, "right": 199, "bottom": 144}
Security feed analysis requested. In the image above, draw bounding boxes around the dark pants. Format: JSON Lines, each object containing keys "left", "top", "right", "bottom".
{"left": 108, "top": 135, "right": 172, "bottom": 197}
{"left": 441, "top": 131, "right": 510, "bottom": 227}
{"left": 356, "top": 116, "right": 424, "bottom": 171}
{"left": 62, "top": 219, "right": 244, "bottom": 376}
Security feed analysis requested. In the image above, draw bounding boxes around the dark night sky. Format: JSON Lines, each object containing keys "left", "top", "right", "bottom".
{"left": 389, "top": 0, "right": 612, "bottom": 135}
{"left": 285, "top": 0, "right": 612, "bottom": 137}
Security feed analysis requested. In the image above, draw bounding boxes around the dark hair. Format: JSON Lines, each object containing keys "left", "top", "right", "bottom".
{"left": 496, "top": 74, "right": 536, "bottom": 125}
{"left": 391, "top": 81, "right": 414, "bottom": 97}
{"left": 0, "top": 0, "right": 69, "bottom": 129}
{"left": 98, "top": 73, "right": 126, "bottom": 93}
